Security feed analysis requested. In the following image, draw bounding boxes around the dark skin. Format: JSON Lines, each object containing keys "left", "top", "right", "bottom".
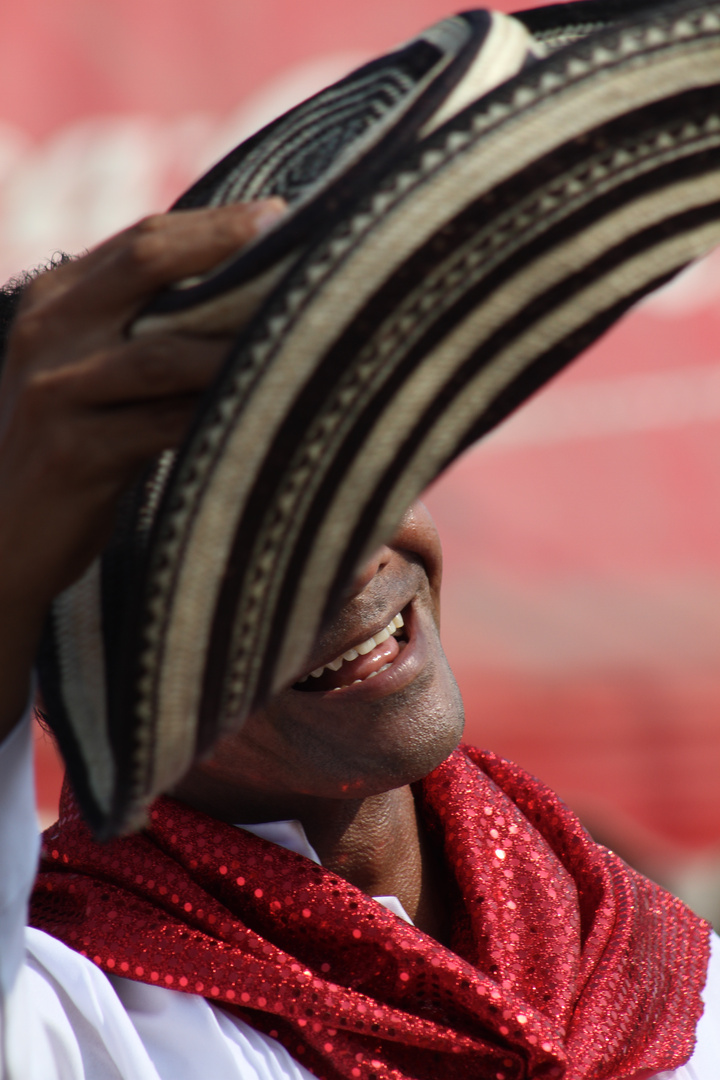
{"left": 175, "top": 503, "right": 465, "bottom": 940}
{"left": 0, "top": 202, "right": 464, "bottom": 942}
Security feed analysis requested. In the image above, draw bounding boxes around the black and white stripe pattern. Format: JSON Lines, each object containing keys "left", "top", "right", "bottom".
{"left": 132, "top": 11, "right": 538, "bottom": 337}
{"left": 39, "top": 1, "right": 720, "bottom": 836}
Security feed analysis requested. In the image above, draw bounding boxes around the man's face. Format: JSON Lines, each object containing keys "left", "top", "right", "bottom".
{"left": 177, "top": 502, "right": 464, "bottom": 820}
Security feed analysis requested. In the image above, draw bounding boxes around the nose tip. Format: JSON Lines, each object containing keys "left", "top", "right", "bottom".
{"left": 345, "top": 544, "right": 393, "bottom": 600}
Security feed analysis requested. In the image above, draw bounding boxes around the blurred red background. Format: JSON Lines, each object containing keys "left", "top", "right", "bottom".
{"left": 4, "top": 0, "right": 719, "bottom": 920}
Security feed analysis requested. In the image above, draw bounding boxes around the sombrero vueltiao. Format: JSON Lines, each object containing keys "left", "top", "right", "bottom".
{"left": 38, "top": 0, "right": 720, "bottom": 837}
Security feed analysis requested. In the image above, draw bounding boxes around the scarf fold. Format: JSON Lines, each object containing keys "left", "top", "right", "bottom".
{"left": 31, "top": 746, "right": 709, "bottom": 1080}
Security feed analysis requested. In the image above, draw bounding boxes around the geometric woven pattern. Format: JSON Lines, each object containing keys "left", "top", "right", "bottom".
{"left": 38, "top": 0, "right": 720, "bottom": 836}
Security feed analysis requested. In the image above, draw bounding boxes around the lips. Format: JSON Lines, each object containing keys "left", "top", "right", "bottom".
{"left": 293, "top": 612, "right": 407, "bottom": 692}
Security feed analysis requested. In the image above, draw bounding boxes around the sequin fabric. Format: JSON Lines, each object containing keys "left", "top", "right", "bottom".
{"left": 31, "top": 747, "right": 710, "bottom": 1080}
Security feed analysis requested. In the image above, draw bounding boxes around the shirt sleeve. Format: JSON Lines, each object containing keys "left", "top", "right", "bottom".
{"left": 0, "top": 709, "right": 162, "bottom": 1080}
{"left": 0, "top": 708, "right": 41, "bottom": 997}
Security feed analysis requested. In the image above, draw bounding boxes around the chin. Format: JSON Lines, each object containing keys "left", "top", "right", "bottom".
{"left": 289, "top": 663, "right": 466, "bottom": 799}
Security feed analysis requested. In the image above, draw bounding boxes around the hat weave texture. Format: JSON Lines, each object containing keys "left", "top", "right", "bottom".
{"left": 38, "top": 0, "right": 720, "bottom": 836}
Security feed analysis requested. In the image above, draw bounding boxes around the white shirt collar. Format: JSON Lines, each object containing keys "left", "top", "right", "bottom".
{"left": 235, "top": 819, "right": 413, "bottom": 925}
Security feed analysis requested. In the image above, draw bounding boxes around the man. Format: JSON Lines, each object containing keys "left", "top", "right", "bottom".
{"left": 0, "top": 200, "right": 719, "bottom": 1080}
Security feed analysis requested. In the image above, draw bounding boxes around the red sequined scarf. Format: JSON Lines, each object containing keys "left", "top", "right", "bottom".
{"left": 31, "top": 746, "right": 709, "bottom": 1080}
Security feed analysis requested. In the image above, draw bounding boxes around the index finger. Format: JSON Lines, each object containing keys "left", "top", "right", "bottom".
{"left": 28, "top": 200, "right": 287, "bottom": 324}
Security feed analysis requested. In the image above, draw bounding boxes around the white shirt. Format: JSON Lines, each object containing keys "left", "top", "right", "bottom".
{"left": 0, "top": 712, "right": 718, "bottom": 1080}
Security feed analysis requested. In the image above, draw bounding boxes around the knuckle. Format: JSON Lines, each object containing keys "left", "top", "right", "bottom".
{"left": 7, "top": 307, "right": 45, "bottom": 356}
{"left": 14, "top": 259, "right": 72, "bottom": 314}
{"left": 15, "top": 276, "right": 43, "bottom": 310}
{"left": 15, "top": 273, "right": 50, "bottom": 311}
{"left": 20, "top": 369, "right": 63, "bottom": 420}
{"left": 6, "top": 268, "right": 77, "bottom": 366}
{"left": 123, "top": 216, "right": 170, "bottom": 273}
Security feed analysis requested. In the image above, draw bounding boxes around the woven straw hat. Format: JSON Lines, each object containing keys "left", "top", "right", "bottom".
{"left": 39, "top": 0, "right": 720, "bottom": 836}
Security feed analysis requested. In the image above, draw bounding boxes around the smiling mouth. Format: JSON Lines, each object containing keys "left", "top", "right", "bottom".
{"left": 293, "top": 611, "right": 409, "bottom": 692}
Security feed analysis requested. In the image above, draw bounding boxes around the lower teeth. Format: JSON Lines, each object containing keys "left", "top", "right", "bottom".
{"left": 330, "top": 661, "right": 393, "bottom": 691}
{"left": 354, "top": 662, "right": 392, "bottom": 685}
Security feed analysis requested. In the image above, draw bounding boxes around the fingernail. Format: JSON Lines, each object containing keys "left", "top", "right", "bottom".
{"left": 251, "top": 197, "right": 287, "bottom": 234}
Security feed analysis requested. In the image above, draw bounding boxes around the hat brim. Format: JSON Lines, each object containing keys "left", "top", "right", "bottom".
{"left": 39, "top": 0, "right": 720, "bottom": 837}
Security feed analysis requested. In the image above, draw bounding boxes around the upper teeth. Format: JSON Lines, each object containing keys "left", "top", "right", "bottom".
{"left": 299, "top": 612, "right": 404, "bottom": 682}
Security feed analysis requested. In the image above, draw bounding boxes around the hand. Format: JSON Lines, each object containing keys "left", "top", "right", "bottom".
{"left": 0, "top": 199, "right": 285, "bottom": 739}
